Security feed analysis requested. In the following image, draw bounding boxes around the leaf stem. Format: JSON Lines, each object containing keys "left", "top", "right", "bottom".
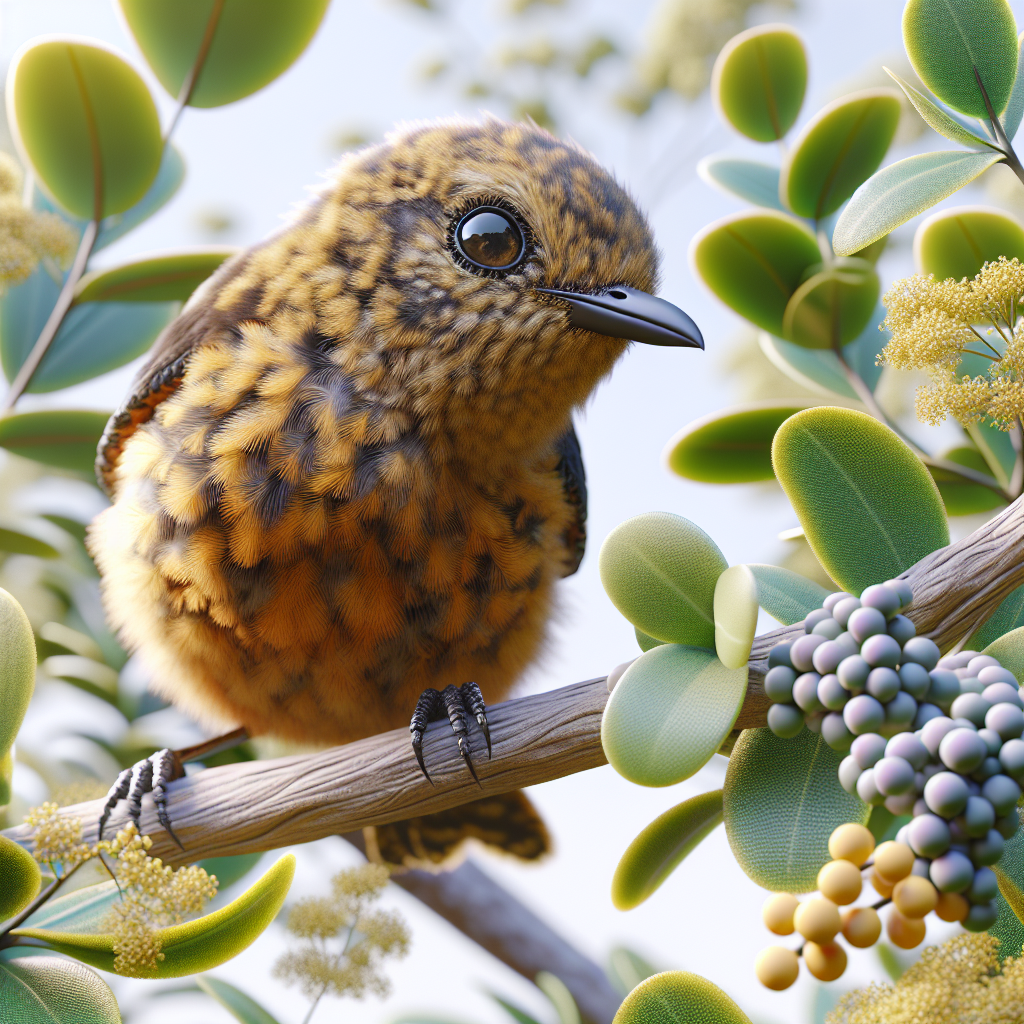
{"left": 974, "top": 66, "right": 1024, "bottom": 188}
{"left": 162, "top": 0, "right": 226, "bottom": 141}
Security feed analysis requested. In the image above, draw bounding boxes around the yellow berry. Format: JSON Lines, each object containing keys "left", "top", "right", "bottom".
{"left": 755, "top": 945, "right": 800, "bottom": 991}
{"left": 762, "top": 893, "right": 799, "bottom": 936}
{"left": 887, "top": 909, "right": 926, "bottom": 949}
{"left": 873, "top": 841, "right": 915, "bottom": 884}
{"left": 870, "top": 869, "right": 894, "bottom": 898}
{"left": 794, "top": 897, "right": 841, "bottom": 943}
{"left": 803, "top": 941, "right": 847, "bottom": 982}
{"left": 842, "top": 906, "right": 881, "bottom": 948}
{"left": 935, "top": 891, "right": 970, "bottom": 923}
{"left": 817, "top": 859, "right": 862, "bottom": 905}
{"left": 828, "top": 823, "right": 875, "bottom": 866}
{"left": 892, "top": 875, "right": 938, "bottom": 919}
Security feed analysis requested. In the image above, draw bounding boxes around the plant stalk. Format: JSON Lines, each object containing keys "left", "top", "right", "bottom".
{"left": 974, "top": 66, "right": 1024, "bottom": 188}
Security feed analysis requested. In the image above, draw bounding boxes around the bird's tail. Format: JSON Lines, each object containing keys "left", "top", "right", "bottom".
{"left": 363, "top": 789, "right": 550, "bottom": 870}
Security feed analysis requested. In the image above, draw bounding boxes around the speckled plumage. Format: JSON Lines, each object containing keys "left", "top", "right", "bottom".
{"left": 89, "top": 117, "right": 658, "bottom": 750}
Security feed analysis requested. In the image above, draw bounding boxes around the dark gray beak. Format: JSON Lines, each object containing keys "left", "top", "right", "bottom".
{"left": 537, "top": 285, "right": 704, "bottom": 349}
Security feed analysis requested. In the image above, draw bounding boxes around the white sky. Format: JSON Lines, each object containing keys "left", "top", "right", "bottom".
{"left": 4, "top": 1, "right": 1024, "bottom": 1023}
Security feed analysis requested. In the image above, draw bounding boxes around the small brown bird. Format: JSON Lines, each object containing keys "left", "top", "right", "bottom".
{"left": 89, "top": 117, "right": 702, "bottom": 864}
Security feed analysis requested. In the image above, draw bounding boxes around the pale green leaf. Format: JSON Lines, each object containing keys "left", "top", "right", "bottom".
{"left": 748, "top": 563, "right": 830, "bottom": 625}
{"left": 885, "top": 67, "right": 998, "bottom": 150}
{"left": 0, "top": 588, "right": 36, "bottom": 756}
{"left": 611, "top": 972, "right": 751, "bottom": 1024}
{"left": 0, "top": 957, "right": 120, "bottom": 1024}
{"left": 714, "top": 565, "right": 758, "bottom": 669}
{"left": 196, "top": 975, "right": 283, "bottom": 1024}
{"left": 696, "top": 156, "right": 784, "bottom": 210}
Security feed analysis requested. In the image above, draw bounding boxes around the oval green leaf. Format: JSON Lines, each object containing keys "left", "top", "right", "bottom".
{"left": 967, "top": 418, "right": 1016, "bottom": 489}
{"left": 885, "top": 67, "right": 999, "bottom": 150}
{"left": 0, "top": 588, "right": 36, "bottom": 757}
{"left": 601, "top": 645, "right": 746, "bottom": 787}
{"left": 781, "top": 258, "right": 880, "bottom": 349}
{"left": 0, "top": 957, "right": 121, "bottom": 1024}
{"left": 119, "top": 0, "right": 330, "bottom": 108}
{"left": 599, "top": 513, "right": 727, "bottom": 647}
{"left": 914, "top": 206, "right": 1024, "bottom": 280}
{"left": 696, "top": 156, "right": 784, "bottom": 210}
{"left": 535, "top": 972, "right": 580, "bottom": 1024}
{"left": 612, "top": 790, "right": 724, "bottom": 910}
{"left": 724, "top": 727, "right": 870, "bottom": 892}
{"left": 782, "top": 90, "right": 902, "bottom": 219}
{"left": 982, "top": 626, "right": 1024, "bottom": 680}
{"left": 748, "top": 563, "right": 830, "bottom": 625}
{"left": 196, "top": 852, "right": 264, "bottom": 892}
{"left": 772, "top": 407, "right": 949, "bottom": 595}
{"left": 21, "top": 881, "right": 119, "bottom": 934}
{"left": 968, "top": 582, "right": 1024, "bottom": 650}
{"left": 711, "top": 25, "right": 807, "bottom": 142}
{"left": 612, "top": 971, "right": 751, "bottom": 1024}
{"left": 714, "top": 566, "right": 758, "bottom": 669}
{"left": 14, "top": 853, "right": 295, "bottom": 977}
{"left": 7, "top": 39, "right": 162, "bottom": 220}
{"left": 903, "top": 0, "right": 1018, "bottom": 118}
{"left": 196, "top": 975, "right": 283, "bottom": 1024}
{"left": 833, "top": 149, "right": 1003, "bottom": 256}
{"left": 1002, "top": 32, "right": 1024, "bottom": 140}
{"left": 665, "top": 403, "right": 811, "bottom": 484}
{"left": 75, "top": 249, "right": 236, "bottom": 304}
{"left": 0, "top": 835, "right": 41, "bottom": 921}
{"left": 929, "top": 446, "right": 1006, "bottom": 516}
{"left": 690, "top": 211, "right": 821, "bottom": 336}
{"left": 990, "top": 814, "right": 1024, "bottom": 956}
{"left": 635, "top": 628, "right": 665, "bottom": 653}
{"left": 0, "top": 526, "right": 58, "bottom": 558}
{"left": 0, "top": 411, "right": 110, "bottom": 474}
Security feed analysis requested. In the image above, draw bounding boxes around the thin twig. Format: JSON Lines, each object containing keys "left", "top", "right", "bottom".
{"left": 974, "top": 66, "right": 1024, "bottom": 187}
{"left": 162, "top": 0, "right": 226, "bottom": 141}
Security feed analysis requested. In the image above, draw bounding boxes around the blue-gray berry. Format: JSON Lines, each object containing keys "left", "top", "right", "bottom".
{"left": 902, "top": 637, "right": 941, "bottom": 670}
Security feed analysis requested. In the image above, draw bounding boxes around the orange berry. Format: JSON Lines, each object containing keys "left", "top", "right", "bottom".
{"left": 842, "top": 906, "right": 882, "bottom": 948}
{"left": 794, "top": 897, "right": 841, "bottom": 943}
{"left": 762, "top": 893, "right": 799, "bottom": 936}
{"left": 817, "top": 859, "right": 862, "bottom": 905}
{"left": 804, "top": 941, "right": 847, "bottom": 982}
{"left": 892, "top": 875, "right": 938, "bottom": 919}
{"left": 755, "top": 946, "right": 800, "bottom": 991}
{"left": 935, "top": 891, "right": 970, "bottom": 923}
{"left": 870, "top": 868, "right": 894, "bottom": 898}
{"left": 828, "top": 823, "right": 875, "bottom": 866}
{"left": 887, "top": 908, "right": 926, "bottom": 949}
{"left": 873, "top": 841, "right": 915, "bottom": 884}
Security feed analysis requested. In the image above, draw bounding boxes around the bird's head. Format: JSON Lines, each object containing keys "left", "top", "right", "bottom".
{"left": 237, "top": 117, "right": 703, "bottom": 462}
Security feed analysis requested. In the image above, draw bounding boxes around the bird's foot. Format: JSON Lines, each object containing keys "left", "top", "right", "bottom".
{"left": 98, "top": 748, "right": 185, "bottom": 847}
{"left": 410, "top": 682, "right": 492, "bottom": 785}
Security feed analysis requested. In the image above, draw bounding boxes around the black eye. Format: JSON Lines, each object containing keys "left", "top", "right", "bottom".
{"left": 455, "top": 207, "right": 525, "bottom": 270}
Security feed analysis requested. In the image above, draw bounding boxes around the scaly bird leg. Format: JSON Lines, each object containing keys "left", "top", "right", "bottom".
{"left": 409, "top": 682, "right": 491, "bottom": 785}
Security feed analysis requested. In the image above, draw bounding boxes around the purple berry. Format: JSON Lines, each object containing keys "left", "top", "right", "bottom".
{"left": 866, "top": 667, "right": 900, "bottom": 702}
{"left": 921, "top": 715, "right": 957, "bottom": 756}
{"left": 821, "top": 711, "right": 853, "bottom": 752}
{"left": 982, "top": 682, "right": 1024, "bottom": 709}
{"left": 812, "top": 618, "right": 843, "bottom": 640}
{"left": 882, "top": 578, "right": 913, "bottom": 608}
{"left": 764, "top": 665, "right": 796, "bottom": 703}
{"left": 998, "top": 737, "right": 1024, "bottom": 779}
{"left": 838, "top": 655, "right": 870, "bottom": 691}
{"left": 939, "top": 650, "right": 976, "bottom": 670}
{"left": 793, "top": 672, "right": 824, "bottom": 712}
{"left": 856, "top": 768, "right": 884, "bottom": 805}
{"left": 812, "top": 640, "right": 846, "bottom": 675}
{"left": 874, "top": 755, "right": 915, "bottom": 795}
{"left": 971, "top": 829, "right": 1005, "bottom": 866}
{"left": 908, "top": 813, "right": 951, "bottom": 858}
{"left": 767, "top": 703, "right": 804, "bottom": 738}
{"left": 950, "top": 693, "right": 992, "bottom": 728}
{"left": 790, "top": 634, "right": 826, "bottom": 672}
{"left": 913, "top": 702, "right": 943, "bottom": 728}
{"left": 824, "top": 592, "right": 853, "bottom": 612}
{"left": 860, "top": 583, "right": 901, "bottom": 618}
{"left": 939, "top": 728, "right": 988, "bottom": 774}
{"left": 885, "top": 691, "right": 918, "bottom": 729}
{"left": 887, "top": 614, "right": 916, "bottom": 645}
{"left": 848, "top": 606, "right": 887, "bottom": 643}
{"left": 978, "top": 665, "right": 1019, "bottom": 687}
{"left": 987, "top": 701, "right": 1024, "bottom": 741}
{"left": 902, "top": 637, "right": 941, "bottom": 670}
{"left": 885, "top": 792, "right": 917, "bottom": 814}
{"left": 967, "top": 655, "right": 1002, "bottom": 676}
{"left": 924, "top": 771, "right": 970, "bottom": 818}
{"left": 977, "top": 728, "right": 1002, "bottom": 755}
{"left": 838, "top": 754, "right": 862, "bottom": 794}
{"left": 929, "top": 849, "right": 974, "bottom": 892}
{"left": 804, "top": 608, "right": 832, "bottom": 633}
{"left": 886, "top": 732, "right": 928, "bottom": 769}
{"left": 851, "top": 732, "right": 887, "bottom": 769}
{"left": 832, "top": 596, "right": 862, "bottom": 628}
{"left": 862, "top": 634, "right": 902, "bottom": 669}
{"left": 818, "top": 674, "right": 849, "bottom": 711}
{"left": 844, "top": 694, "right": 885, "bottom": 736}
{"left": 982, "top": 774, "right": 1022, "bottom": 816}
{"left": 958, "top": 795, "right": 996, "bottom": 838}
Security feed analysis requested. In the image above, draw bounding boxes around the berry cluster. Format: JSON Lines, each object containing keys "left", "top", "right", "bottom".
{"left": 755, "top": 580, "right": 1024, "bottom": 988}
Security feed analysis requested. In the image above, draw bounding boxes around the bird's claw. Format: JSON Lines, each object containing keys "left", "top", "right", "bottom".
{"left": 409, "top": 681, "right": 491, "bottom": 785}
{"left": 98, "top": 748, "right": 185, "bottom": 848}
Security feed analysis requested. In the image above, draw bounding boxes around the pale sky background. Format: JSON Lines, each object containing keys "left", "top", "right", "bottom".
{"left": 4, "top": 1, "right": 1024, "bottom": 1023}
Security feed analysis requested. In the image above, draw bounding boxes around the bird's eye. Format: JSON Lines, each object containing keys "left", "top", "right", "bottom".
{"left": 455, "top": 207, "right": 525, "bottom": 270}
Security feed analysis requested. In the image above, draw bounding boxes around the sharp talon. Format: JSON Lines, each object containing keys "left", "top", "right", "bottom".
{"left": 459, "top": 681, "right": 492, "bottom": 758}
{"left": 412, "top": 732, "right": 434, "bottom": 785}
{"left": 478, "top": 716, "right": 492, "bottom": 759}
{"left": 457, "top": 736, "right": 481, "bottom": 785}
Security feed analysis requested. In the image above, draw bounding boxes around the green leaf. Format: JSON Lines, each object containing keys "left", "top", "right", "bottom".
{"left": 611, "top": 971, "right": 751, "bottom": 1024}
{"left": 535, "top": 973, "right": 581, "bottom": 1024}
{"left": 0, "top": 411, "right": 109, "bottom": 474}
{"left": 43, "top": 655, "right": 119, "bottom": 704}
{"left": 968, "top": 583, "right": 1024, "bottom": 650}
{"left": 599, "top": 512, "right": 727, "bottom": 647}
{"left": 0, "top": 588, "right": 36, "bottom": 757}
{"left": 772, "top": 407, "right": 949, "bottom": 595}
{"left": 714, "top": 565, "right": 758, "bottom": 669}
{"left": 696, "top": 156, "right": 784, "bottom": 210}
{"left": 21, "top": 881, "right": 119, "bottom": 934}
{"left": 903, "top": 0, "right": 1018, "bottom": 118}
{"left": 8, "top": 39, "right": 162, "bottom": 220}
{"left": 833, "top": 150, "right": 1003, "bottom": 256}
{"left": 14, "top": 853, "right": 295, "bottom": 977}
{"left": 196, "top": 975, "right": 283, "bottom": 1024}
{"left": 1002, "top": 32, "right": 1024, "bottom": 139}
{"left": 982, "top": 626, "right": 1024, "bottom": 680}
{"left": 665, "top": 403, "right": 811, "bottom": 484}
{"left": 930, "top": 446, "right": 1006, "bottom": 516}
{"left": 607, "top": 948, "right": 661, "bottom": 997}
{"left": 747, "top": 563, "right": 831, "bottom": 625}
{"left": 601, "top": 645, "right": 746, "bottom": 787}
{"left": 781, "top": 90, "right": 903, "bottom": 219}
{"left": 991, "top": 819, "right": 1024, "bottom": 957}
{"left": 914, "top": 206, "right": 1024, "bottom": 280}
{"left": 781, "top": 258, "right": 880, "bottom": 349}
{"left": 995, "top": 866, "right": 1024, "bottom": 925}
{"left": 488, "top": 991, "right": 545, "bottom": 1024}
{"left": 967, "top": 418, "right": 1016, "bottom": 489}
{"left": 635, "top": 628, "right": 665, "bottom": 653}
{"left": 0, "top": 957, "right": 121, "bottom": 1023}
{"left": 711, "top": 25, "right": 807, "bottom": 142}
{"left": 611, "top": 790, "right": 724, "bottom": 910}
{"left": 884, "top": 67, "right": 998, "bottom": 150}
{"left": 0, "top": 748, "right": 12, "bottom": 805}
{"left": 0, "top": 835, "right": 41, "bottom": 921}
{"left": 724, "top": 727, "right": 870, "bottom": 892}
{"left": 119, "top": 0, "right": 330, "bottom": 108}
{"left": 0, "top": 525, "right": 58, "bottom": 558}
{"left": 690, "top": 211, "right": 821, "bottom": 335}
{"left": 196, "top": 852, "right": 263, "bottom": 892}
{"left": 75, "top": 249, "right": 236, "bottom": 304}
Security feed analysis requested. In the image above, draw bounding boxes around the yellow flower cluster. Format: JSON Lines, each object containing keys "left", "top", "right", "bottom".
{"left": 274, "top": 863, "right": 410, "bottom": 1006}
{"left": 880, "top": 258, "right": 1024, "bottom": 429}
{"left": 23, "top": 801, "right": 91, "bottom": 867}
{"left": 0, "top": 152, "right": 77, "bottom": 290}
{"left": 828, "top": 933, "right": 1024, "bottom": 1024}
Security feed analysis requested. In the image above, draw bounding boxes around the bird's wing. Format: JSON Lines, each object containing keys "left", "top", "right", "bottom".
{"left": 555, "top": 423, "right": 587, "bottom": 577}
{"left": 95, "top": 253, "right": 253, "bottom": 495}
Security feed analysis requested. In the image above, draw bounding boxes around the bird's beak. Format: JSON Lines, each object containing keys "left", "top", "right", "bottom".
{"left": 537, "top": 285, "right": 704, "bottom": 349}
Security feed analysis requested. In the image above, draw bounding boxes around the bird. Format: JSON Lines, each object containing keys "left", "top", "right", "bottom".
{"left": 88, "top": 116, "right": 703, "bottom": 867}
